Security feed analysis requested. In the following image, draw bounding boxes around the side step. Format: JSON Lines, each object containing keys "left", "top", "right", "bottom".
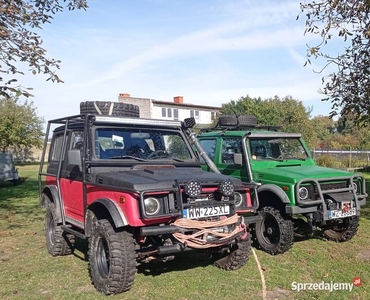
{"left": 61, "top": 225, "right": 86, "bottom": 239}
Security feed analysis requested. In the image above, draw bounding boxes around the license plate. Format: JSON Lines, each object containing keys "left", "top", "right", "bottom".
{"left": 328, "top": 208, "right": 356, "bottom": 219}
{"left": 183, "top": 205, "right": 230, "bottom": 219}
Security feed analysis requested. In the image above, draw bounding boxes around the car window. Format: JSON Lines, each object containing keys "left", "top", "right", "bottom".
{"left": 198, "top": 139, "right": 217, "bottom": 162}
{"left": 95, "top": 128, "right": 192, "bottom": 160}
{"left": 249, "top": 138, "right": 308, "bottom": 160}
{"left": 51, "top": 135, "right": 64, "bottom": 161}
{"left": 71, "top": 131, "right": 84, "bottom": 150}
{"left": 221, "top": 138, "right": 242, "bottom": 164}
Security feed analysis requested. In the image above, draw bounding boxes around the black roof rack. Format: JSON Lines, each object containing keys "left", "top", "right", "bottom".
{"left": 200, "top": 125, "right": 283, "bottom": 134}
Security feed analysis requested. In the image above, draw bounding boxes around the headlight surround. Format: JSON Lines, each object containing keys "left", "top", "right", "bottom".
{"left": 299, "top": 187, "right": 309, "bottom": 200}
{"left": 144, "top": 197, "right": 161, "bottom": 215}
{"left": 234, "top": 192, "right": 243, "bottom": 207}
{"left": 351, "top": 182, "right": 358, "bottom": 192}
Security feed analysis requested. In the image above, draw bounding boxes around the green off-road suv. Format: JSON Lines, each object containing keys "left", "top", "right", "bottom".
{"left": 197, "top": 115, "right": 367, "bottom": 255}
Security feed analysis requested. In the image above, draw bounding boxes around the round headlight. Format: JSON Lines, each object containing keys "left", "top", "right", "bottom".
{"left": 234, "top": 192, "right": 243, "bottom": 207}
{"left": 351, "top": 182, "right": 358, "bottom": 192}
{"left": 299, "top": 187, "right": 309, "bottom": 200}
{"left": 144, "top": 197, "right": 160, "bottom": 215}
{"left": 219, "top": 179, "right": 235, "bottom": 197}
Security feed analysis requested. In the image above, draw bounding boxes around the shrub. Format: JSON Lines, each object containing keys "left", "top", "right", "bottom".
{"left": 315, "top": 155, "right": 343, "bottom": 169}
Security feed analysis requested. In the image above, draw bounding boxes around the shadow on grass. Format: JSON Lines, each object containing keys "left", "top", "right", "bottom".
{"left": 73, "top": 238, "right": 89, "bottom": 261}
{"left": 137, "top": 251, "right": 210, "bottom": 277}
{"left": 0, "top": 177, "right": 39, "bottom": 199}
{"left": 71, "top": 237, "right": 213, "bottom": 276}
{"left": 0, "top": 178, "right": 42, "bottom": 229}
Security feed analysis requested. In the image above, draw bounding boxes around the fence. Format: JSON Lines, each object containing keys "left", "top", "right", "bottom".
{"left": 311, "top": 149, "right": 370, "bottom": 170}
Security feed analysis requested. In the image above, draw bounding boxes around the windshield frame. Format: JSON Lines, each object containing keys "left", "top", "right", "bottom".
{"left": 92, "top": 125, "right": 196, "bottom": 162}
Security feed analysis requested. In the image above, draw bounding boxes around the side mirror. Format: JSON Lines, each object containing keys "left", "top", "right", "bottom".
{"left": 233, "top": 153, "right": 243, "bottom": 166}
{"left": 68, "top": 149, "right": 82, "bottom": 170}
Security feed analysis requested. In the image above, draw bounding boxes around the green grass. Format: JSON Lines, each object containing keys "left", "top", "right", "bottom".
{"left": 0, "top": 165, "right": 369, "bottom": 299}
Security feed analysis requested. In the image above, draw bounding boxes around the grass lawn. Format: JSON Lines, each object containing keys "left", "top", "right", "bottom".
{"left": 0, "top": 165, "right": 369, "bottom": 300}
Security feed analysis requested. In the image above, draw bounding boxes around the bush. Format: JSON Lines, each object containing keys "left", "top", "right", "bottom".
{"left": 315, "top": 154, "right": 370, "bottom": 170}
{"left": 315, "top": 155, "right": 343, "bottom": 169}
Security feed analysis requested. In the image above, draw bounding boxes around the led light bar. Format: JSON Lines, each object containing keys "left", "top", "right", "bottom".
{"left": 94, "top": 116, "right": 182, "bottom": 127}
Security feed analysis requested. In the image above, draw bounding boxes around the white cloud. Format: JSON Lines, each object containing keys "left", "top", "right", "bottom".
{"left": 9, "top": 0, "right": 335, "bottom": 123}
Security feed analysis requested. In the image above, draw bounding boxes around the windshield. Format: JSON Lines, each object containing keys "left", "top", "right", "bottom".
{"left": 95, "top": 127, "right": 193, "bottom": 161}
{"left": 248, "top": 137, "right": 309, "bottom": 161}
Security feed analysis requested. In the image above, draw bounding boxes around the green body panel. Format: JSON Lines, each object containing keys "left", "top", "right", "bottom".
{"left": 198, "top": 129, "right": 363, "bottom": 207}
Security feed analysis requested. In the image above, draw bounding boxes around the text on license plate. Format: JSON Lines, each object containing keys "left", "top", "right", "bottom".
{"left": 328, "top": 208, "right": 356, "bottom": 219}
{"left": 183, "top": 205, "right": 230, "bottom": 219}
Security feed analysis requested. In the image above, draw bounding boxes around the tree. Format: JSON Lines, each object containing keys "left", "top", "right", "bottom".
{"left": 309, "top": 115, "right": 335, "bottom": 149}
{"left": 221, "top": 95, "right": 316, "bottom": 147}
{"left": 0, "top": 0, "right": 88, "bottom": 98}
{"left": 299, "top": 1, "right": 370, "bottom": 125}
{"left": 0, "top": 94, "right": 44, "bottom": 159}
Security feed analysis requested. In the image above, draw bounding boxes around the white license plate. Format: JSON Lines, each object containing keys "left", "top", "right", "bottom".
{"left": 183, "top": 205, "right": 230, "bottom": 219}
{"left": 328, "top": 208, "right": 356, "bottom": 219}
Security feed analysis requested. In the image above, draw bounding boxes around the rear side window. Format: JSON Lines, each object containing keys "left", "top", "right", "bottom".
{"left": 51, "top": 135, "right": 64, "bottom": 161}
{"left": 198, "top": 139, "right": 217, "bottom": 161}
{"left": 71, "top": 131, "right": 84, "bottom": 150}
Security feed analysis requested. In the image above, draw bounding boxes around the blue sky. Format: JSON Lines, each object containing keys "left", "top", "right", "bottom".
{"left": 15, "top": 0, "right": 341, "bottom": 122}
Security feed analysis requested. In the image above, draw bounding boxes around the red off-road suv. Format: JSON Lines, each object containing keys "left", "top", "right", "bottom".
{"left": 38, "top": 102, "right": 259, "bottom": 295}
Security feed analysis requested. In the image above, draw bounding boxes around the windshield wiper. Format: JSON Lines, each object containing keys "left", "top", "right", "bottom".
{"left": 109, "top": 155, "right": 147, "bottom": 161}
{"left": 147, "top": 156, "right": 185, "bottom": 162}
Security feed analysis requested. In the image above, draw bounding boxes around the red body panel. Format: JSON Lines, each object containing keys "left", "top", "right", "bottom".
{"left": 46, "top": 175, "right": 176, "bottom": 227}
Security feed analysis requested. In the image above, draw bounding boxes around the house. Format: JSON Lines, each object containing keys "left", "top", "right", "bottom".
{"left": 118, "top": 93, "right": 221, "bottom": 126}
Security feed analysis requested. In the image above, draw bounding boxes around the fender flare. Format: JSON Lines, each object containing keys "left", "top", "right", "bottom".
{"left": 41, "top": 185, "right": 63, "bottom": 223}
{"left": 257, "top": 184, "right": 290, "bottom": 204}
{"left": 86, "top": 198, "right": 128, "bottom": 236}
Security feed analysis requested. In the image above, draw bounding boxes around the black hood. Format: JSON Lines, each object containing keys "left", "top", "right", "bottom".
{"left": 95, "top": 167, "right": 243, "bottom": 192}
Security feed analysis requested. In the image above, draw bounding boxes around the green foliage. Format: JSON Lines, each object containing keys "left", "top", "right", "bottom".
{"left": 315, "top": 155, "right": 342, "bottom": 169}
{"left": 0, "top": 0, "right": 88, "bottom": 98}
{"left": 0, "top": 94, "right": 44, "bottom": 153}
{"left": 309, "top": 115, "right": 335, "bottom": 149}
{"left": 299, "top": 0, "right": 370, "bottom": 125}
{"left": 221, "top": 95, "right": 317, "bottom": 148}
{"left": 221, "top": 95, "right": 370, "bottom": 152}
{"left": 315, "top": 154, "right": 370, "bottom": 169}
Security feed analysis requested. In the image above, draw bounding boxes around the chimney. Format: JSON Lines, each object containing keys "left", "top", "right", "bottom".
{"left": 174, "top": 96, "right": 183, "bottom": 104}
{"left": 119, "top": 93, "right": 130, "bottom": 97}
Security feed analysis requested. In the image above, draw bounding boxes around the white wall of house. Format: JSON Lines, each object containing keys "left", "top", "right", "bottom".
{"left": 151, "top": 105, "right": 217, "bottom": 125}
{"left": 118, "top": 94, "right": 220, "bottom": 125}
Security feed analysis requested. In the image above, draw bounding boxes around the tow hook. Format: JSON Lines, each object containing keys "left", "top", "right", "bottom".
{"left": 239, "top": 217, "right": 248, "bottom": 239}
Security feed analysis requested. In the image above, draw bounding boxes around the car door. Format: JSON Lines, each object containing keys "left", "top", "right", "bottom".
{"left": 59, "top": 130, "right": 85, "bottom": 223}
{"left": 217, "top": 137, "right": 250, "bottom": 181}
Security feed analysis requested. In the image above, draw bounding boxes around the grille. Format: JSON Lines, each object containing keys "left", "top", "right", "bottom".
{"left": 319, "top": 182, "right": 348, "bottom": 191}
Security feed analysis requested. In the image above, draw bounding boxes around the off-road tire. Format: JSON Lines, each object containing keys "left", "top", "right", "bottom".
{"left": 212, "top": 233, "right": 252, "bottom": 270}
{"left": 88, "top": 219, "right": 137, "bottom": 295}
{"left": 218, "top": 115, "right": 257, "bottom": 127}
{"left": 80, "top": 101, "right": 140, "bottom": 117}
{"left": 237, "top": 115, "right": 257, "bottom": 127}
{"left": 253, "top": 206, "right": 294, "bottom": 255}
{"left": 45, "top": 200, "right": 75, "bottom": 256}
{"left": 219, "top": 115, "right": 238, "bottom": 127}
{"left": 322, "top": 216, "right": 359, "bottom": 242}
